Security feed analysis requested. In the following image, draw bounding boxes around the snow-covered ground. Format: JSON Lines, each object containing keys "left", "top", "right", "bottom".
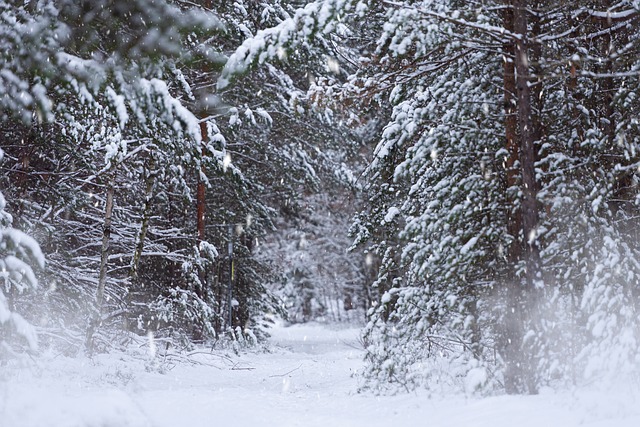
{"left": 1, "top": 323, "right": 639, "bottom": 427}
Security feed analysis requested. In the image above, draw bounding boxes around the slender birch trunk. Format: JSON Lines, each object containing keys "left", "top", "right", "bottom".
{"left": 85, "top": 174, "right": 115, "bottom": 354}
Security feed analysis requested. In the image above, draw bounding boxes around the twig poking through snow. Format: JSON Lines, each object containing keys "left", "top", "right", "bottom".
{"left": 269, "top": 364, "right": 303, "bottom": 378}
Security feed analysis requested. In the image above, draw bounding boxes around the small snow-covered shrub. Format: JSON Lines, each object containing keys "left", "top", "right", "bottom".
{"left": 145, "top": 241, "right": 222, "bottom": 344}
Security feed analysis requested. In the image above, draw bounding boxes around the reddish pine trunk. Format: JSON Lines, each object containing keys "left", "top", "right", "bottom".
{"left": 500, "top": 0, "right": 542, "bottom": 395}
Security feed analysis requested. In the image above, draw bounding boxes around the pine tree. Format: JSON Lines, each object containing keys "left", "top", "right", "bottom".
{"left": 1, "top": 0, "right": 362, "bottom": 351}
{"left": 219, "top": 0, "right": 640, "bottom": 393}
{"left": 0, "top": 149, "right": 44, "bottom": 355}
{"left": 0, "top": 0, "right": 226, "bottom": 350}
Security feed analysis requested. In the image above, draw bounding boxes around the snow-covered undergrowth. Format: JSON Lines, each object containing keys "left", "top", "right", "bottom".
{"left": 1, "top": 323, "right": 639, "bottom": 427}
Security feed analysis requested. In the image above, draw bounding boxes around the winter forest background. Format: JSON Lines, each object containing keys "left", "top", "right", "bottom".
{"left": 2, "top": 0, "right": 640, "bottom": 398}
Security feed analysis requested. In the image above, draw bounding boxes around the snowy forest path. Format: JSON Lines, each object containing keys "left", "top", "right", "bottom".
{"left": 2, "top": 323, "right": 639, "bottom": 426}
{"left": 123, "top": 323, "right": 369, "bottom": 426}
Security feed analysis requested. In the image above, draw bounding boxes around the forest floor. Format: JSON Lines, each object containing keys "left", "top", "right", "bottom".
{"left": 1, "top": 322, "right": 639, "bottom": 427}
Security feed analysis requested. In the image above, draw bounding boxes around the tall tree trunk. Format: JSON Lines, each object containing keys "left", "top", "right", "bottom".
{"left": 503, "top": 2, "right": 521, "bottom": 264}
{"left": 515, "top": 0, "right": 542, "bottom": 394}
{"left": 125, "top": 154, "right": 157, "bottom": 332}
{"left": 197, "top": 122, "right": 207, "bottom": 244}
{"left": 530, "top": 9, "right": 544, "bottom": 170}
{"left": 85, "top": 174, "right": 115, "bottom": 354}
{"left": 500, "top": 0, "right": 542, "bottom": 394}
{"left": 193, "top": 121, "right": 208, "bottom": 341}
{"left": 514, "top": 0, "right": 541, "bottom": 291}
{"left": 501, "top": 0, "right": 524, "bottom": 395}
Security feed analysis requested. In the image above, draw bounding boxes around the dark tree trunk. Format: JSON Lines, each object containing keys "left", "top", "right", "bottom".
{"left": 514, "top": 0, "right": 540, "bottom": 291}
{"left": 197, "top": 122, "right": 207, "bottom": 244}
{"left": 499, "top": 0, "right": 542, "bottom": 395}
{"left": 501, "top": 0, "right": 523, "bottom": 394}
{"left": 503, "top": 3, "right": 521, "bottom": 264}
{"left": 192, "top": 121, "right": 209, "bottom": 341}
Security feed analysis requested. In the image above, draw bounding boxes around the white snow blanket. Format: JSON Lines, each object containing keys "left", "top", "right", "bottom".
{"left": 1, "top": 323, "right": 638, "bottom": 426}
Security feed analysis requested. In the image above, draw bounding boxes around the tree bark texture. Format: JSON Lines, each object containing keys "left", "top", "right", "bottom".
{"left": 197, "top": 122, "right": 207, "bottom": 243}
{"left": 85, "top": 174, "right": 115, "bottom": 353}
{"left": 500, "top": 0, "right": 542, "bottom": 395}
{"left": 503, "top": 3, "right": 522, "bottom": 265}
{"left": 514, "top": 0, "right": 540, "bottom": 291}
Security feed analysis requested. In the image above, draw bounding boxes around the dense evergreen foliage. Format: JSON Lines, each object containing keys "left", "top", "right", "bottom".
{"left": 0, "top": 0, "right": 357, "bottom": 353}
{"left": 2, "top": 0, "right": 639, "bottom": 396}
